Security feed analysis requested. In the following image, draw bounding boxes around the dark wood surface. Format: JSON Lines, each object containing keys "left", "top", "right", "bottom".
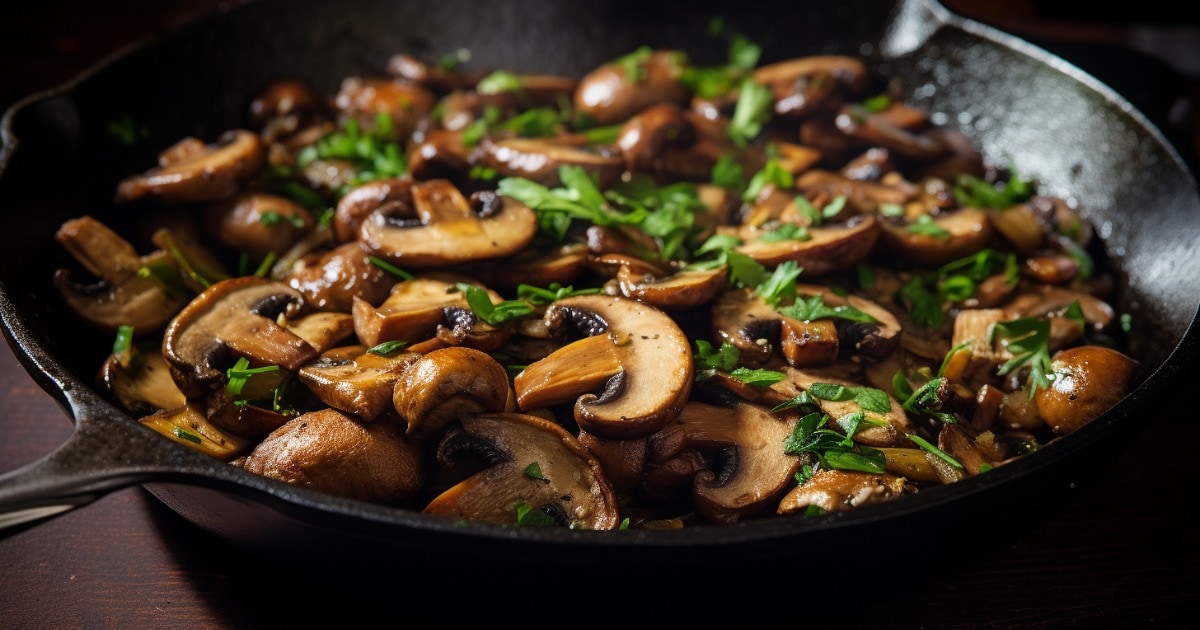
{"left": 2, "top": 2, "right": 1199, "bottom": 627}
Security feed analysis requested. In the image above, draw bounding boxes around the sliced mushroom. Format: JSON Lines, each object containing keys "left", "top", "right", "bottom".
{"left": 162, "top": 277, "right": 318, "bottom": 398}
{"left": 54, "top": 215, "right": 191, "bottom": 334}
{"left": 205, "top": 192, "right": 315, "bottom": 262}
{"left": 476, "top": 136, "right": 624, "bottom": 188}
{"left": 791, "top": 283, "right": 902, "bottom": 362}
{"left": 299, "top": 344, "right": 421, "bottom": 421}
{"left": 331, "top": 76, "right": 436, "bottom": 140}
{"left": 116, "top": 130, "right": 265, "bottom": 204}
{"left": 514, "top": 294, "right": 692, "bottom": 440}
{"left": 576, "top": 431, "right": 649, "bottom": 494}
{"left": 140, "top": 402, "right": 251, "bottom": 461}
{"left": 752, "top": 55, "right": 868, "bottom": 119}
{"left": 777, "top": 468, "right": 907, "bottom": 515}
{"left": 241, "top": 407, "right": 425, "bottom": 504}
{"left": 392, "top": 346, "right": 513, "bottom": 438}
{"left": 795, "top": 168, "right": 917, "bottom": 213}
{"left": 350, "top": 274, "right": 505, "bottom": 348}
{"left": 574, "top": 48, "right": 689, "bottom": 125}
{"left": 285, "top": 241, "right": 398, "bottom": 313}
{"left": 358, "top": 179, "right": 537, "bottom": 267}
{"left": 615, "top": 263, "right": 728, "bottom": 310}
{"left": 648, "top": 400, "right": 801, "bottom": 524}
{"left": 423, "top": 412, "right": 620, "bottom": 529}
{"left": 833, "top": 101, "right": 954, "bottom": 162}
{"left": 735, "top": 214, "right": 881, "bottom": 276}
{"left": 98, "top": 349, "right": 187, "bottom": 417}
{"left": 878, "top": 207, "right": 993, "bottom": 267}
{"left": 332, "top": 177, "right": 414, "bottom": 243}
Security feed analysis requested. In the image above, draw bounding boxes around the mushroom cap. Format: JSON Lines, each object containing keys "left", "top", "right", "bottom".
{"left": 392, "top": 346, "right": 514, "bottom": 438}
{"left": 241, "top": 408, "right": 425, "bottom": 504}
{"left": 735, "top": 214, "right": 881, "bottom": 276}
{"left": 358, "top": 179, "right": 538, "bottom": 267}
{"left": 514, "top": 294, "right": 693, "bottom": 440}
{"left": 1034, "top": 345, "right": 1138, "bottom": 435}
{"left": 423, "top": 412, "right": 620, "bottom": 530}
{"left": 162, "top": 277, "right": 318, "bottom": 398}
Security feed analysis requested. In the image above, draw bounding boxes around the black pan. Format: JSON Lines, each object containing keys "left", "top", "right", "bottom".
{"left": 2, "top": 0, "right": 1198, "bottom": 581}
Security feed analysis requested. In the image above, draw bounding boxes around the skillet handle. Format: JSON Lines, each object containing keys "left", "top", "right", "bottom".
{"left": 0, "top": 406, "right": 179, "bottom": 536}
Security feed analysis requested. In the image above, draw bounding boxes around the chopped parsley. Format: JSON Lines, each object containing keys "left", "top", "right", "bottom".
{"left": 991, "top": 316, "right": 1053, "bottom": 395}
{"left": 777, "top": 294, "right": 880, "bottom": 324}
{"left": 783, "top": 411, "right": 887, "bottom": 478}
{"left": 456, "top": 283, "right": 535, "bottom": 326}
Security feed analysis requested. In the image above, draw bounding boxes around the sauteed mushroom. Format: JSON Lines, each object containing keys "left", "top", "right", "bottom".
{"left": 116, "top": 130, "right": 265, "bottom": 204}
{"left": 51, "top": 40, "right": 1144, "bottom": 531}
{"left": 514, "top": 294, "right": 692, "bottom": 440}
{"left": 424, "top": 412, "right": 620, "bottom": 529}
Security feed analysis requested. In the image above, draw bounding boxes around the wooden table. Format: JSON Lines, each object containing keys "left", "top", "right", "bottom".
{"left": 2, "top": 2, "right": 1198, "bottom": 627}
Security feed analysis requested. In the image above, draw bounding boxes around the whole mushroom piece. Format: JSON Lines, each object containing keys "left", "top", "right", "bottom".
{"left": 241, "top": 408, "right": 425, "bottom": 505}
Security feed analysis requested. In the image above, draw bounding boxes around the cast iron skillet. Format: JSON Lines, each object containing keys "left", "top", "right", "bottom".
{"left": 1, "top": 0, "right": 1198, "bottom": 577}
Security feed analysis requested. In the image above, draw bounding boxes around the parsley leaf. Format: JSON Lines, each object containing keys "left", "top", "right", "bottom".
{"left": 777, "top": 294, "right": 880, "bottom": 324}
{"left": 728, "top": 79, "right": 773, "bottom": 148}
{"left": 456, "top": 283, "right": 535, "bottom": 326}
{"left": 991, "top": 316, "right": 1053, "bottom": 395}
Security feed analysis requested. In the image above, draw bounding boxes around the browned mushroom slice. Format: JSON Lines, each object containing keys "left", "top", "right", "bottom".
{"left": 241, "top": 408, "right": 425, "bottom": 504}
{"left": 1034, "top": 345, "right": 1138, "bottom": 435}
{"left": 791, "top": 283, "right": 902, "bottom": 361}
{"left": 473, "top": 242, "right": 589, "bottom": 292}
{"left": 476, "top": 137, "right": 624, "bottom": 189}
{"left": 574, "top": 48, "right": 689, "bottom": 125}
{"left": 795, "top": 168, "right": 917, "bottom": 213}
{"left": 710, "top": 287, "right": 786, "bottom": 368}
{"left": 98, "top": 349, "right": 187, "bottom": 417}
{"left": 351, "top": 274, "right": 503, "bottom": 348}
{"left": 649, "top": 400, "right": 801, "bottom": 524}
{"left": 386, "top": 53, "right": 486, "bottom": 93}
{"left": 752, "top": 55, "right": 868, "bottom": 118}
{"left": 331, "top": 76, "right": 436, "bottom": 140}
{"left": 141, "top": 402, "right": 251, "bottom": 461}
{"left": 407, "top": 128, "right": 473, "bottom": 182}
{"left": 616, "top": 102, "right": 694, "bottom": 172}
{"left": 878, "top": 207, "right": 993, "bottom": 268}
{"left": 285, "top": 241, "right": 398, "bottom": 313}
{"left": 162, "top": 277, "right": 318, "bottom": 398}
{"left": 1006, "top": 285, "right": 1117, "bottom": 349}
{"left": 777, "top": 469, "right": 907, "bottom": 515}
{"left": 937, "top": 423, "right": 1005, "bottom": 476}
{"left": 615, "top": 263, "right": 729, "bottom": 310}
{"left": 286, "top": 311, "right": 356, "bottom": 354}
{"left": 735, "top": 214, "right": 881, "bottom": 276}
{"left": 54, "top": 215, "right": 191, "bottom": 334}
{"left": 332, "top": 178, "right": 414, "bottom": 243}
{"left": 514, "top": 294, "right": 692, "bottom": 440}
{"left": 877, "top": 447, "right": 942, "bottom": 483}
{"left": 577, "top": 431, "right": 649, "bottom": 494}
{"left": 206, "top": 385, "right": 296, "bottom": 439}
{"left": 116, "top": 130, "right": 265, "bottom": 204}
{"left": 423, "top": 412, "right": 620, "bottom": 529}
{"left": 204, "top": 192, "right": 315, "bottom": 262}
{"left": 833, "top": 101, "right": 954, "bottom": 161}
{"left": 358, "top": 179, "right": 537, "bottom": 267}
{"left": 392, "top": 346, "right": 513, "bottom": 438}
{"left": 299, "top": 344, "right": 420, "bottom": 421}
